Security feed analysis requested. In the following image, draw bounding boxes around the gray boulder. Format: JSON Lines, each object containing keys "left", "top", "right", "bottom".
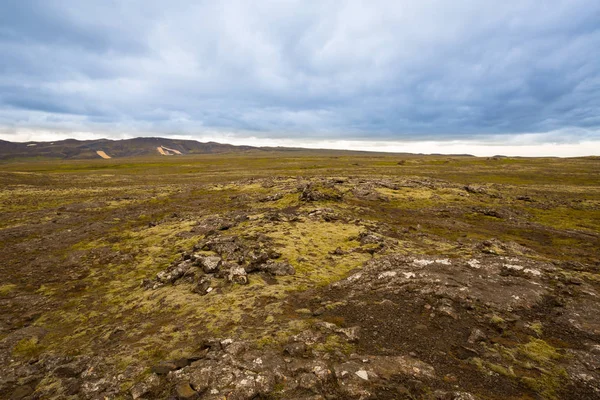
{"left": 260, "top": 261, "right": 295, "bottom": 276}
{"left": 228, "top": 266, "right": 248, "bottom": 285}
{"left": 200, "top": 256, "right": 222, "bottom": 274}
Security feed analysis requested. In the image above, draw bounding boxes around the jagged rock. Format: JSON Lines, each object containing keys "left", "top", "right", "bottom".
{"left": 196, "top": 236, "right": 241, "bottom": 259}
{"left": 213, "top": 367, "right": 237, "bottom": 389}
{"left": 151, "top": 361, "right": 178, "bottom": 375}
{"left": 516, "top": 195, "right": 534, "bottom": 202}
{"left": 189, "top": 367, "right": 212, "bottom": 394}
{"left": 227, "top": 374, "right": 262, "bottom": 400}
{"left": 438, "top": 305, "right": 459, "bottom": 320}
{"left": 267, "top": 249, "right": 282, "bottom": 259}
{"left": 476, "top": 208, "right": 504, "bottom": 218}
{"left": 464, "top": 185, "right": 487, "bottom": 194}
{"left": 315, "top": 321, "right": 339, "bottom": 332}
{"left": 175, "top": 381, "right": 199, "bottom": 399}
{"left": 254, "top": 373, "right": 276, "bottom": 395}
{"left": 141, "top": 278, "right": 154, "bottom": 289}
{"left": 199, "top": 256, "right": 221, "bottom": 274}
{"left": 312, "top": 307, "right": 326, "bottom": 316}
{"left": 10, "top": 385, "right": 34, "bottom": 400}
{"left": 308, "top": 208, "right": 340, "bottom": 221}
{"left": 80, "top": 379, "right": 111, "bottom": 399}
{"left": 259, "top": 261, "right": 295, "bottom": 276}
{"left": 193, "top": 215, "right": 238, "bottom": 234}
{"left": 217, "top": 219, "right": 234, "bottom": 231}
{"left": 358, "top": 231, "right": 384, "bottom": 246}
{"left": 192, "top": 277, "right": 212, "bottom": 295}
{"left": 187, "top": 347, "right": 210, "bottom": 363}
{"left": 259, "top": 193, "right": 284, "bottom": 202}
{"left": 157, "top": 261, "right": 192, "bottom": 283}
{"left": 331, "top": 247, "right": 346, "bottom": 255}
{"left": 246, "top": 251, "right": 269, "bottom": 272}
{"left": 224, "top": 341, "right": 247, "bottom": 356}
{"left": 130, "top": 374, "right": 160, "bottom": 399}
{"left": 173, "top": 358, "right": 192, "bottom": 369}
{"left": 299, "top": 183, "right": 342, "bottom": 202}
{"left": 369, "top": 355, "right": 435, "bottom": 379}
{"left": 355, "top": 370, "right": 369, "bottom": 380}
{"left": 156, "top": 270, "right": 172, "bottom": 283}
{"left": 339, "top": 326, "right": 360, "bottom": 342}
{"left": 477, "top": 238, "right": 532, "bottom": 256}
{"left": 63, "top": 378, "right": 81, "bottom": 396}
{"left": 467, "top": 328, "right": 487, "bottom": 344}
{"left": 53, "top": 363, "right": 84, "bottom": 378}
{"left": 297, "top": 372, "right": 319, "bottom": 392}
{"left": 228, "top": 266, "right": 248, "bottom": 284}
{"left": 314, "top": 322, "right": 360, "bottom": 342}
{"left": 284, "top": 342, "right": 309, "bottom": 358}
{"left": 215, "top": 261, "right": 236, "bottom": 279}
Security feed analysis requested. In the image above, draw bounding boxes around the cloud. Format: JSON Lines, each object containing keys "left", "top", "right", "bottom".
{"left": 1, "top": 0, "right": 599, "bottom": 151}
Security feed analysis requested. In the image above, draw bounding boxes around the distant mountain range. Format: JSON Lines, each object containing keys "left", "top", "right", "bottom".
{"left": 0, "top": 137, "right": 263, "bottom": 160}
{"left": 0, "top": 137, "right": 483, "bottom": 160}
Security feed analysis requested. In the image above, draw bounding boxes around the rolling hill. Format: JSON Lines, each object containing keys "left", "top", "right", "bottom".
{"left": 0, "top": 137, "right": 257, "bottom": 160}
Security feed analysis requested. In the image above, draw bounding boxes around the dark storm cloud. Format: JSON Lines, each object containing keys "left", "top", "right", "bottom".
{"left": 0, "top": 0, "right": 599, "bottom": 141}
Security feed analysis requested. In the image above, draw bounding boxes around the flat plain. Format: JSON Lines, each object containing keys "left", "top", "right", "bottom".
{"left": 1, "top": 153, "right": 599, "bottom": 399}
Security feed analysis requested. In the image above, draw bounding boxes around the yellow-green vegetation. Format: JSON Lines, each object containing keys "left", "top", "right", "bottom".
{"left": 477, "top": 338, "right": 566, "bottom": 399}
{"left": 255, "top": 220, "right": 370, "bottom": 285}
{"left": 527, "top": 321, "right": 543, "bottom": 337}
{"left": 0, "top": 283, "right": 17, "bottom": 296}
{"left": 490, "top": 314, "right": 505, "bottom": 326}
{"left": 12, "top": 337, "right": 44, "bottom": 359}
{"left": 530, "top": 207, "right": 600, "bottom": 233}
{"left": 376, "top": 186, "right": 469, "bottom": 210}
{"left": 519, "top": 338, "right": 562, "bottom": 365}
{"left": 472, "top": 357, "right": 516, "bottom": 378}
{"left": 521, "top": 372, "right": 569, "bottom": 400}
{"left": 313, "top": 334, "right": 355, "bottom": 355}
{"left": 34, "top": 220, "right": 199, "bottom": 360}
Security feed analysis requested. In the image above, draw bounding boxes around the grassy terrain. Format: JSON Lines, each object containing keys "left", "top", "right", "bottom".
{"left": 1, "top": 152, "right": 599, "bottom": 399}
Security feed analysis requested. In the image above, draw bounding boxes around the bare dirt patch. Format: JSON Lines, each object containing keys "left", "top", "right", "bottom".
{"left": 96, "top": 150, "right": 111, "bottom": 159}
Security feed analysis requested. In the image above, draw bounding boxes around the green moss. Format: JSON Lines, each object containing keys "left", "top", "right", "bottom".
{"left": 530, "top": 207, "right": 600, "bottom": 233}
{"left": 521, "top": 368, "right": 568, "bottom": 400}
{"left": 488, "top": 363, "right": 515, "bottom": 377}
{"left": 471, "top": 357, "right": 515, "bottom": 378}
{"left": 479, "top": 338, "right": 566, "bottom": 399}
{"left": 0, "top": 283, "right": 17, "bottom": 296}
{"left": 12, "top": 337, "right": 44, "bottom": 359}
{"left": 519, "top": 338, "right": 561, "bottom": 365}
{"left": 255, "top": 336, "right": 276, "bottom": 349}
{"left": 528, "top": 322, "right": 543, "bottom": 336}
{"left": 259, "top": 220, "right": 370, "bottom": 285}
{"left": 314, "top": 335, "right": 354, "bottom": 355}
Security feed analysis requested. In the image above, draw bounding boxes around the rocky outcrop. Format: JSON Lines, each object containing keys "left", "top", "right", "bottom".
{"left": 144, "top": 233, "right": 296, "bottom": 293}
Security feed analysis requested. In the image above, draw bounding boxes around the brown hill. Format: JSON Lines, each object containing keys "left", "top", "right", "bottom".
{"left": 0, "top": 137, "right": 256, "bottom": 160}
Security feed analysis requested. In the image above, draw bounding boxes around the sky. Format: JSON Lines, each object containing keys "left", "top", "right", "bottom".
{"left": 1, "top": 0, "right": 599, "bottom": 156}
